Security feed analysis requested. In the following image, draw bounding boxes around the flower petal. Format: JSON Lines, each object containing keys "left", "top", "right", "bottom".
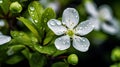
{"left": 101, "top": 18, "right": 119, "bottom": 35}
{"left": 47, "top": 19, "right": 67, "bottom": 35}
{"left": 85, "top": 2, "right": 98, "bottom": 17}
{"left": 0, "top": 35, "right": 11, "bottom": 45}
{"left": 73, "top": 35, "right": 90, "bottom": 52}
{"left": 62, "top": 8, "right": 79, "bottom": 29}
{"left": 75, "top": 19, "right": 95, "bottom": 36}
{"left": 0, "top": 20, "right": 5, "bottom": 27}
{"left": 55, "top": 35, "right": 70, "bottom": 50}
{"left": 99, "top": 5, "right": 112, "bottom": 20}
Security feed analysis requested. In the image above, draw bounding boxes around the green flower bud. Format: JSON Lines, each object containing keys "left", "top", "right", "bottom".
{"left": 67, "top": 54, "right": 78, "bottom": 65}
{"left": 10, "top": 2, "right": 22, "bottom": 13}
{"left": 111, "top": 47, "right": 120, "bottom": 61}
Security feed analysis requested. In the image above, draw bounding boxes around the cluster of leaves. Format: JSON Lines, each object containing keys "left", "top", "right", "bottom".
{"left": 0, "top": 0, "right": 71, "bottom": 67}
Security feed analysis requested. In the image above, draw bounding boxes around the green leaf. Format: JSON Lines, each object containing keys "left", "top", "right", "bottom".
{"left": 41, "top": 7, "right": 56, "bottom": 30}
{"left": 43, "top": 31, "right": 54, "bottom": 45}
{"left": 41, "top": 8, "right": 56, "bottom": 45}
{"left": 17, "top": 17, "right": 40, "bottom": 39}
{"left": 28, "top": 1, "right": 43, "bottom": 29}
{"left": 10, "top": 31, "right": 33, "bottom": 45}
{"left": 29, "top": 52, "right": 46, "bottom": 67}
{"left": 0, "top": 0, "right": 10, "bottom": 15}
{"left": 34, "top": 44, "right": 66, "bottom": 56}
{"left": 6, "top": 55, "right": 24, "bottom": 64}
{"left": 52, "top": 50, "right": 67, "bottom": 57}
{"left": 7, "top": 45, "right": 25, "bottom": 56}
{"left": 34, "top": 44, "right": 56, "bottom": 55}
{"left": 21, "top": 48, "right": 32, "bottom": 60}
{"left": 52, "top": 62, "right": 69, "bottom": 67}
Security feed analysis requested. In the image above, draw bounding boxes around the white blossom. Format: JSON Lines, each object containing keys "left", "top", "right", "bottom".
{"left": 85, "top": 1, "right": 119, "bottom": 35}
{"left": 47, "top": 8, "right": 94, "bottom": 52}
{"left": 0, "top": 32, "right": 11, "bottom": 45}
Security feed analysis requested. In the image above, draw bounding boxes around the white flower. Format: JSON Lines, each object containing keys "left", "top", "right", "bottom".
{"left": 0, "top": 32, "right": 11, "bottom": 45}
{"left": 47, "top": 8, "right": 94, "bottom": 52}
{"left": 85, "top": 1, "right": 119, "bottom": 35}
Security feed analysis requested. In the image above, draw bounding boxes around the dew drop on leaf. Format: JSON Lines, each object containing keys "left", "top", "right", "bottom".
{"left": 30, "top": 6, "right": 35, "bottom": 11}
{"left": 34, "top": 20, "right": 38, "bottom": 23}
{"left": 0, "top": 0, "right": 3, "bottom": 4}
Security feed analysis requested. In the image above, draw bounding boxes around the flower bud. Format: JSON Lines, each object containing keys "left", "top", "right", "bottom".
{"left": 111, "top": 47, "right": 120, "bottom": 61}
{"left": 10, "top": 2, "right": 22, "bottom": 13}
{"left": 67, "top": 54, "right": 78, "bottom": 65}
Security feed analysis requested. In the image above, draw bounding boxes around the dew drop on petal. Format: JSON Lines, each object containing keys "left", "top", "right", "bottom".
{"left": 50, "top": 21, "right": 56, "bottom": 26}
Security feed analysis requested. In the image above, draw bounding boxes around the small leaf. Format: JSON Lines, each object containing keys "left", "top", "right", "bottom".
{"left": 52, "top": 62, "right": 69, "bottom": 67}
{"left": 43, "top": 31, "right": 54, "bottom": 45}
{"left": 10, "top": 31, "right": 33, "bottom": 45}
{"left": 7, "top": 45, "right": 25, "bottom": 56}
{"left": 34, "top": 44, "right": 56, "bottom": 55}
{"left": 0, "top": 0, "right": 10, "bottom": 15}
{"left": 29, "top": 52, "right": 46, "bottom": 67}
{"left": 52, "top": 50, "right": 67, "bottom": 57}
{"left": 41, "top": 7, "right": 56, "bottom": 30}
{"left": 17, "top": 17, "right": 40, "bottom": 40}
{"left": 21, "top": 48, "right": 32, "bottom": 60}
{"left": 28, "top": 1, "right": 43, "bottom": 29}
{"left": 6, "top": 55, "right": 24, "bottom": 64}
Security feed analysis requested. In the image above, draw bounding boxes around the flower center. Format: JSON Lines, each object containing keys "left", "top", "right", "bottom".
{"left": 66, "top": 29, "right": 74, "bottom": 37}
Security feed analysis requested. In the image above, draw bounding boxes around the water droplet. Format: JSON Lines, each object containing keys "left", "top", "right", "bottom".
{"left": 32, "top": 14, "right": 34, "bottom": 16}
{"left": 59, "top": 38, "right": 62, "bottom": 41}
{"left": 92, "top": 25, "right": 94, "bottom": 27}
{"left": 82, "top": 39, "right": 85, "bottom": 41}
{"left": 39, "top": 46, "right": 42, "bottom": 48}
{"left": 34, "top": 20, "right": 38, "bottom": 23}
{"left": 19, "top": 33, "right": 24, "bottom": 36}
{"left": 56, "top": 22, "right": 61, "bottom": 25}
{"left": 30, "top": 6, "right": 35, "bottom": 11}
{"left": 50, "top": 21, "right": 55, "bottom": 26}
{"left": 85, "top": 27, "right": 87, "bottom": 29}
{"left": 0, "top": 0, "right": 3, "bottom": 4}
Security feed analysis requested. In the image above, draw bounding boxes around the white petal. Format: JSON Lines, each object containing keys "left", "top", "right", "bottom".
{"left": 99, "top": 5, "right": 112, "bottom": 20}
{"left": 62, "top": 8, "right": 79, "bottom": 29}
{"left": 0, "top": 20, "right": 5, "bottom": 27}
{"left": 102, "top": 18, "right": 119, "bottom": 35}
{"left": 93, "top": 18, "right": 101, "bottom": 31}
{"left": 0, "top": 35, "right": 11, "bottom": 45}
{"left": 48, "top": 1, "right": 60, "bottom": 12}
{"left": 85, "top": 2, "right": 98, "bottom": 17}
{"left": 47, "top": 19, "right": 67, "bottom": 35}
{"left": 75, "top": 19, "right": 95, "bottom": 36}
{"left": 55, "top": 35, "right": 70, "bottom": 50}
{"left": 73, "top": 35, "right": 90, "bottom": 52}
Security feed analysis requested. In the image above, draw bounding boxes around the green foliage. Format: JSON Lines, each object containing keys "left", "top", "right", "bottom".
{"left": 6, "top": 55, "right": 24, "bottom": 64}
{"left": 52, "top": 62, "right": 69, "bottom": 67}
{"left": 0, "top": 0, "right": 10, "bottom": 15}
{"left": 17, "top": 17, "right": 40, "bottom": 40}
{"left": 29, "top": 52, "right": 46, "bottom": 67}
